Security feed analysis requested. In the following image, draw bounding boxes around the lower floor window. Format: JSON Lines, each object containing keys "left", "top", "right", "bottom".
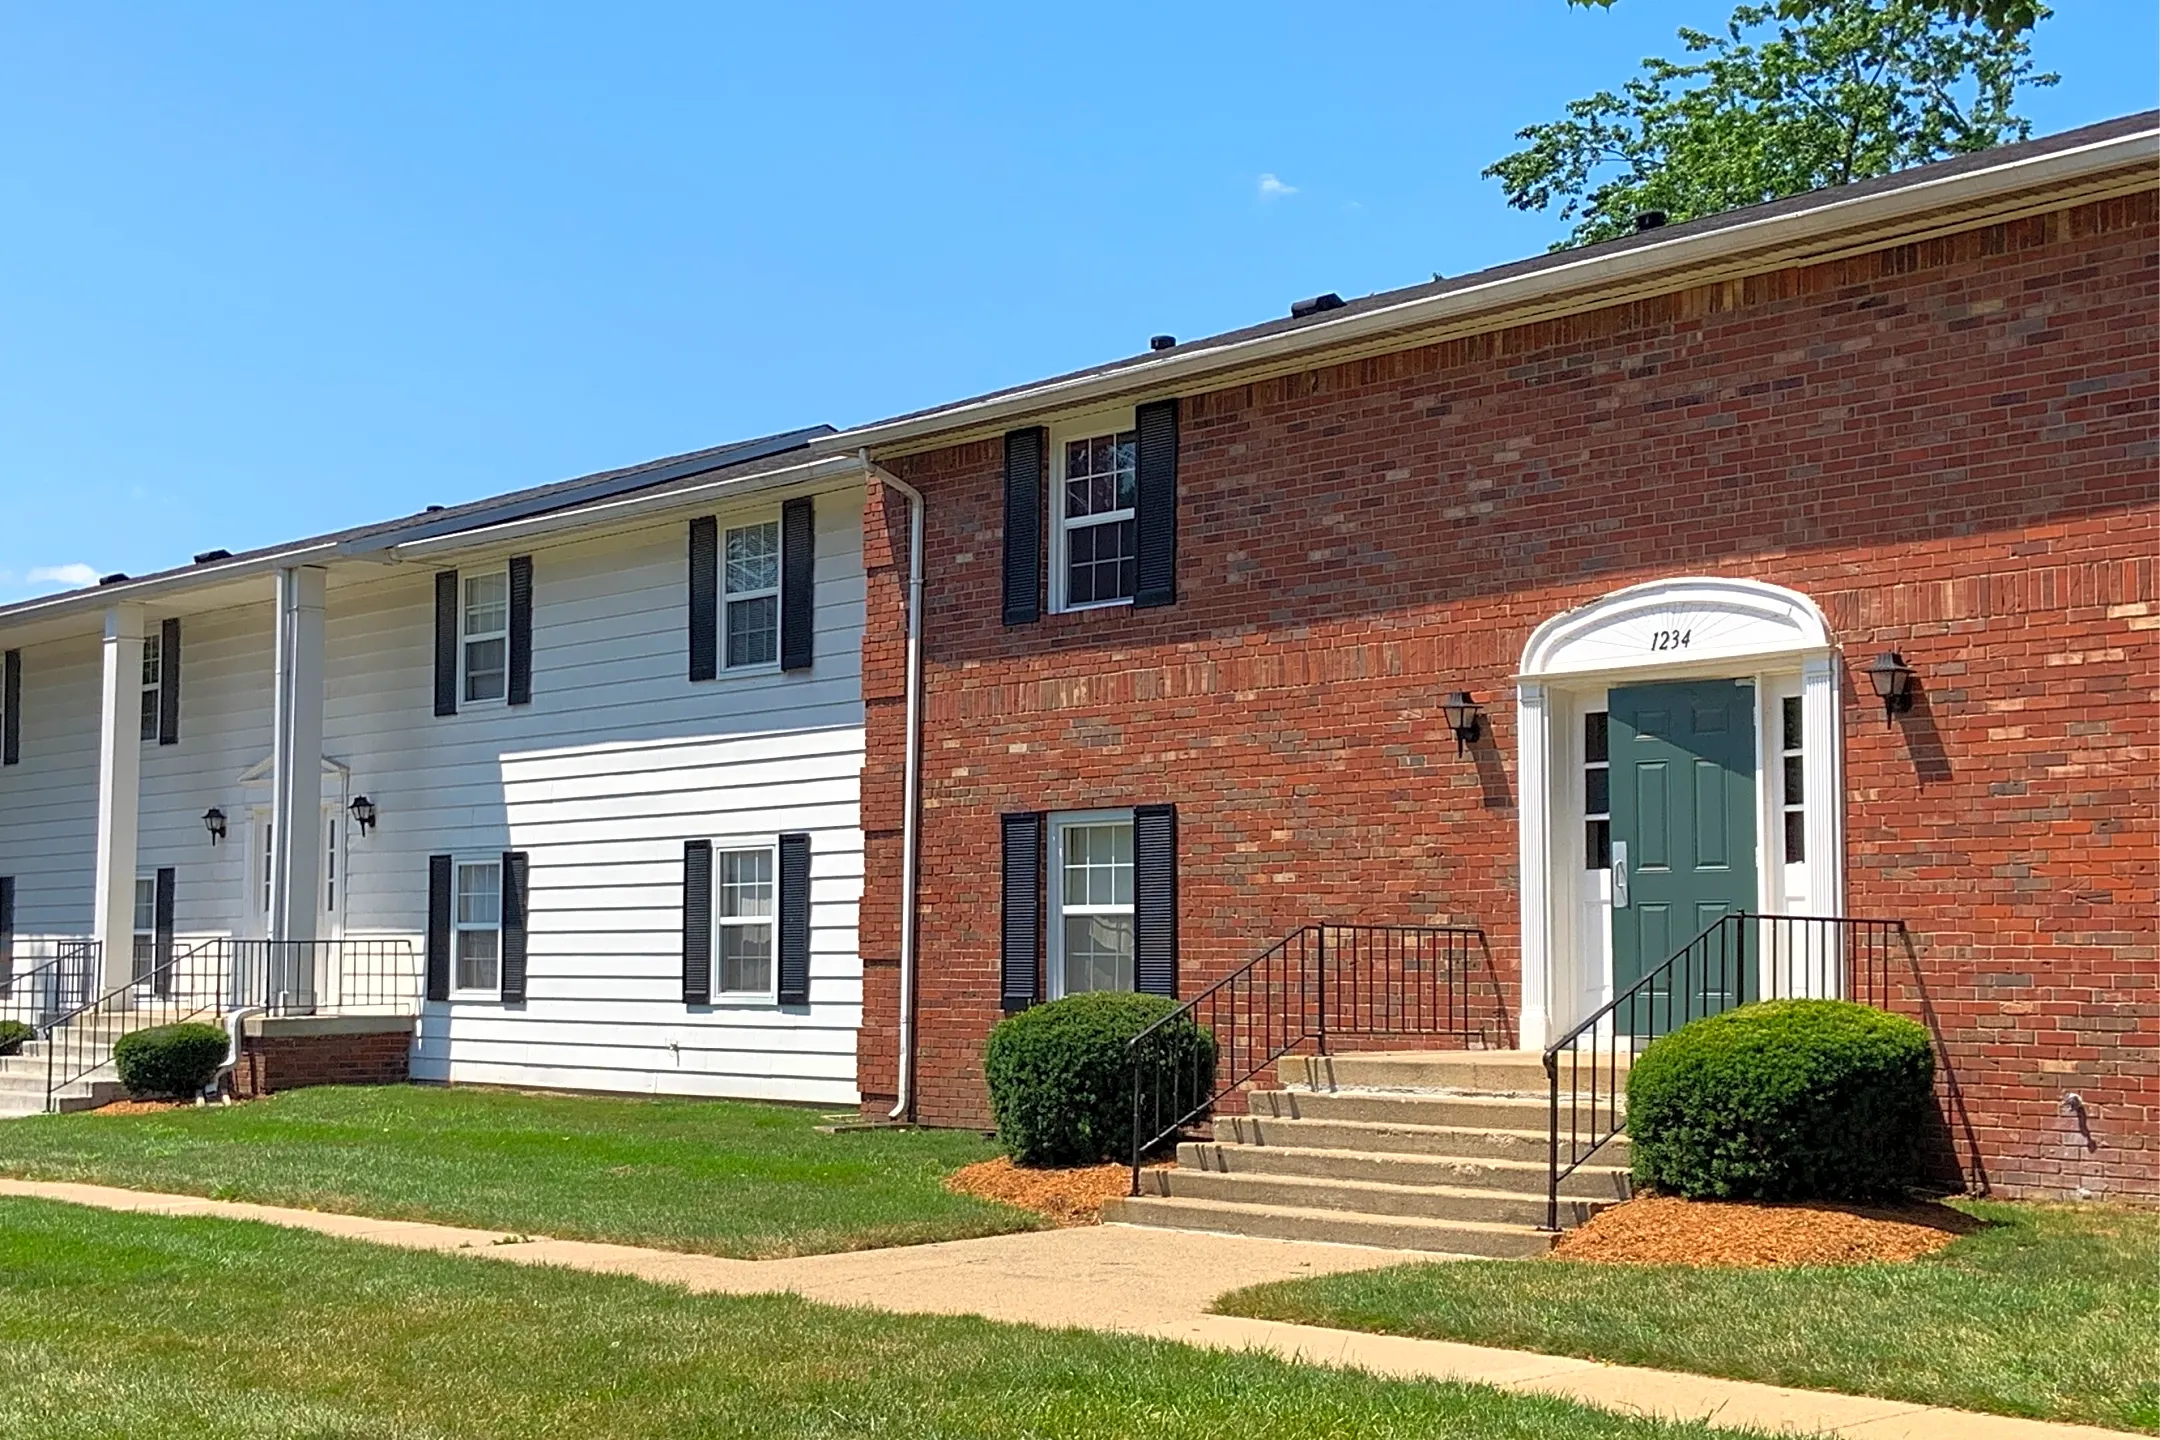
{"left": 132, "top": 875, "right": 156, "bottom": 971}
{"left": 1051, "top": 814, "right": 1134, "bottom": 996}
{"left": 454, "top": 859, "right": 501, "bottom": 992}
{"left": 715, "top": 846, "right": 775, "bottom": 996}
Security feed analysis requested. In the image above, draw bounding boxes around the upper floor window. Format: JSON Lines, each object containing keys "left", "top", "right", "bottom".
{"left": 461, "top": 570, "right": 509, "bottom": 704}
{"left": 139, "top": 634, "right": 162, "bottom": 740}
{"left": 725, "top": 520, "right": 781, "bottom": 669}
{"left": 1054, "top": 426, "right": 1137, "bottom": 610}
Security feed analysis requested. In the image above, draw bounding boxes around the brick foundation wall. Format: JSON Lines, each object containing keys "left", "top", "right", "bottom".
{"left": 860, "top": 195, "right": 2159, "bottom": 1202}
{"left": 229, "top": 1023, "right": 413, "bottom": 1100}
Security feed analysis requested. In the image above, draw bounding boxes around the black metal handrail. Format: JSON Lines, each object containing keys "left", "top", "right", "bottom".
{"left": 1127, "top": 922, "right": 1497, "bottom": 1196}
{"left": 1541, "top": 911, "right": 1910, "bottom": 1230}
{"left": 0, "top": 939, "right": 101, "bottom": 1031}
{"left": 40, "top": 937, "right": 420, "bottom": 1111}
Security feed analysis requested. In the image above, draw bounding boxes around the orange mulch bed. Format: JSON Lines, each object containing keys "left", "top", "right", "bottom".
{"left": 945, "top": 1157, "right": 1152, "bottom": 1227}
{"left": 91, "top": 1099, "right": 193, "bottom": 1116}
{"left": 1551, "top": 1194, "right": 1984, "bottom": 1268}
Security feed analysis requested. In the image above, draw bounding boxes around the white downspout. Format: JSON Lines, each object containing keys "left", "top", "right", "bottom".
{"left": 865, "top": 453, "right": 925, "bottom": 1122}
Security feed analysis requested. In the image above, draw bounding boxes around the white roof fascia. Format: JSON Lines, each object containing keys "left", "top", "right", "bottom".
{"left": 381, "top": 453, "right": 870, "bottom": 559}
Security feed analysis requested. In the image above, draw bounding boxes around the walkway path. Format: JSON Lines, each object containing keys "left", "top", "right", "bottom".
{"left": 0, "top": 1178, "right": 2124, "bottom": 1440}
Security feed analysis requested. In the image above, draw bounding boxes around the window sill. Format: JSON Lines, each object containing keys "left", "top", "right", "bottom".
{"left": 1050, "top": 597, "right": 1135, "bottom": 616}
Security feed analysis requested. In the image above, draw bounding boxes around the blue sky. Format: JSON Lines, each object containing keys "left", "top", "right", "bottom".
{"left": 2, "top": 2, "right": 2153, "bottom": 599}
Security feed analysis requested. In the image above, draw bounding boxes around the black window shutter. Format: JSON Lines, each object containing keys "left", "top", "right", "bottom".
{"left": 687, "top": 518, "right": 718, "bottom": 682}
{"left": 780, "top": 496, "right": 816, "bottom": 672}
{"left": 433, "top": 571, "right": 459, "bottom": 717}
{"left": 1133, "top": 804, "right": 1178, "bottom": 997}
{"left": 777, "top": 832, "right": 811, "bottom": 1005}
{"left": 507, "top": 556, "right": 533, "bottom": 707}
{"left": 1000, "top": 812, "right": 1043, "bottom": 1012}
{"left": 2, "top": 648, "right": 19, "bottom": 766}
{"left": 500, "top": 850, "right": 529, "bottom": 1004}
{"left": 1134, "top": 399, "right": 1179, "bottom": 609}
{"left": 682, "top": 840, "right": 713, "bottom": 1005}
{"left": 1002, "top": 428, "right": 1045, "bottom": 626}
{"left": 425, "top": 854, "right": 453, "bottom": 1002}
{"left": 0, "top": 875, "right": 15, "bottom": 991}
{"left": 157, "top": 618, "right": 181, "bottom": 745}
{"left": 153, "top": 866, "right": 176, "bottom": 998}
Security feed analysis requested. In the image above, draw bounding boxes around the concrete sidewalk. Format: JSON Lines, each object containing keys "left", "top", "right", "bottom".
{"left": 0, "top": 1178, "right": 2125, "bottom": 1440}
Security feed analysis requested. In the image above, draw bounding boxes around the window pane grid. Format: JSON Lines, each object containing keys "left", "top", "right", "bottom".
{"left": 723, "top": 521, "right": 780, "bottom": 669}
{"left": 1057, "top": 820, "right": 1135, "bottom": 995}
{"left": 462, "top": 571, "right": 509, "bottom": 703}
{"left": 1059, "top": 430, "right": 1138, "bottom": 607}
{"left": 1780, "top": 696, "right": 1806, "bottom": 864}
{"left": 453, "top": 861, "right": 502, "bottom": 992}
{"left": 139, "top": 634, "right": 162, "bottom": 740}
{"left": 1583, "top": 710, "right": 1611, "bottom": 870}
{"left": 714, "top": 847, "right": 775, "bottom": 995}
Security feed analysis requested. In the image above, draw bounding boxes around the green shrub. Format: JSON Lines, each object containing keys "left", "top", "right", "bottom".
{"left": 112, "top": 1022, "right": 229, "bottom": 1099}
{"left": 1627, "top": 999, "right": 1935, "bottom": 1201}
{"left": 0, "top": 1020, "right": 32, "bottom": 1056}
{"left": 984, "top": 992, "right": 1218, "bottom": 1167}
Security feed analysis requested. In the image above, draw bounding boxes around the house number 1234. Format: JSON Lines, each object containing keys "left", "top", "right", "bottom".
{"left": 1649, "top": 628, "right": 1692, "bottom": 651}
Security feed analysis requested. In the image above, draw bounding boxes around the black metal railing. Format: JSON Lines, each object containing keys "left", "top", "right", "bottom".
{"left": 40, "top": 937, "right": 420, "bottom": 1111}
{"left": 0, "top": 939, "right": 101, "bottom": 1031}
{"left": 1542, "top": 912, "right": 1910, "bottom": 1230}
{"left": 1127, "top": 922, "right": 1498, "bottom": 1195}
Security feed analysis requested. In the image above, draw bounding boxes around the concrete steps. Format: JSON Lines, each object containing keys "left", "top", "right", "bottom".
{"left": 1102, "top": 1049, "right": 1633, "bottom": 1257}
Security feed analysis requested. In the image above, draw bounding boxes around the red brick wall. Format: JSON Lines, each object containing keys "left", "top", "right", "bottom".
{"left": 861, "top": 195, "right": 2159, "bottom": 1201}
{"left": 230, "top": 1028, "right": 412, "bottom": 1099}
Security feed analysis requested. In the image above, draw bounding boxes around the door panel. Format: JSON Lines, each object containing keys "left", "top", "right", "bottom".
{"left": 1610, "top": 679, "right": 1757, "bottom": 1033}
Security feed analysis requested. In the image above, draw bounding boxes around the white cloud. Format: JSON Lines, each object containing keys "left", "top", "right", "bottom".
{"left": 1257, "top": 173, "right": 1298, "bottom": 200}
{"left": 27, "top": 563, "right": 98, "bottom": 589}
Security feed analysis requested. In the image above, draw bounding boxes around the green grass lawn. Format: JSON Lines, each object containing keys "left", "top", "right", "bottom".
{"left": 0, "top": 1198, "right": 1791, "bottom": 1440}
{"left": 0, "top": 1085, "right": 1034, "bottom": 1258}
{"left": 1219, "top": 1199, "right": 2160, "bottom": 1433}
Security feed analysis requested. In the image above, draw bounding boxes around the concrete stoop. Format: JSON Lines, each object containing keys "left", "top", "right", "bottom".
{"left": 0, "top": 1028, "right": 135, "bottom": 1117}
{"left": 1103, "top": 1050, "right": 1632, "bottom": 1257}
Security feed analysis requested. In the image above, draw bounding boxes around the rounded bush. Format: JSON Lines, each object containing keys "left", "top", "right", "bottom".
{"left": 113, "top": 1022, "right": 229, "bottom": 1099}
{"left": 0, "top": 1020, "right": 32, "bottom": 1056}
{"left": 984, "top": 992, "right": 1217, "bottom": 1167}
{"left": 1626, "top": 999, "right": 1934, "bottom": 1201}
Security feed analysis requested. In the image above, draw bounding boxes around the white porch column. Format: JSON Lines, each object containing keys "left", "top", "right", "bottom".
{"left": 270, "top": 566, "right": 327, "bottom": 952}
{"left": 1515, "top": 680, "right": 1552, "bottom": 1051}
{"left": 91, "top": 604, "right": 145, "bottom": 989}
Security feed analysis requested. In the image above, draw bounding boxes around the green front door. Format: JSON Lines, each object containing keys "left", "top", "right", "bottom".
{"left": 1608, "top": 678, "right": 1757, "bottom": 1033}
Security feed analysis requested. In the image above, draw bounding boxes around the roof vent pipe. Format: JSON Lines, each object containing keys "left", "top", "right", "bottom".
{"left": 1290, "top": 292, "right": 1345, "bottom": 319}
{"left": 1149, "top": 335, "right": 1176, "bottom": 352}
{"left": 193, "top": 549, "right": 232, "bottom": 565}
{"left": 98, "top": 573, "right": 129, "bottom": 586}
{"left": 1633, "top": 210, "right": 1669, "bottom": 232}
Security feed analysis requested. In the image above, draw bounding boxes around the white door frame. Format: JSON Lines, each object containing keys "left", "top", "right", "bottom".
{"left": 1515, "top": 578, "right": 1844, "bottom": 1049}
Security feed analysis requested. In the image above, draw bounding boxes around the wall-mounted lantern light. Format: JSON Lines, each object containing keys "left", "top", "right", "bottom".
{"left": 202, "top": 807, "right": 227, "bottom": 844}
{"left": 1865, "top": 652, "right": 1915, "bottom": 725}
{"left": 1441, "top": 691, "right": 1485, "bottom": 756}
{"left": 349, "top": 794, "right": 378, "bottom": 836}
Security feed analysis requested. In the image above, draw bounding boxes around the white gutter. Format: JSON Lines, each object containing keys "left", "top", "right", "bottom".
{"left": 865, "top": 453, "right": 926, "bottom": 1124}
{"left": 382, "top": 453, "right": 872, "bottom": 559}
{"left": 821, "top": 124, "right": 2158, "bottom": 455}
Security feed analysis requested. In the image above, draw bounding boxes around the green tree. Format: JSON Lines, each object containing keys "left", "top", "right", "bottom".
{"left": 1489, "top": 1, "right": 2057, "bottom": 247}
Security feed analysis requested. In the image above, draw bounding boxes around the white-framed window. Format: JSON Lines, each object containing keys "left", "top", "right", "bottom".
{"left": 453, "top": 858, "right": 503, "bottom": 994}
{"left": 1047, "top": 811, "right": 1136, "bottom": 997}
{"left": 1051, "top": 418, "right": 1138, "bottom": 611}
{"left": 714, "top": 843, "right": 777, "bottom": 998}
{"left": 324, "top": 815, "right": 339, "bottom": 913}
{"left": 723, "top": 519, "right": 781, "bottom": 670}
{"left": 460, "top": 569, "right": 510, "bottom": 705}
{"left": 1583, "top": 710, "right": 1611, "bottom": 870}
{"left": 1780, "top": 696, "right": 1805, "bottom": 864}
{"left": 139, "top": 633, "right": 162, "bottom": 740}
{"left": 259, "top": 816, "right": 275, "bottom": 914}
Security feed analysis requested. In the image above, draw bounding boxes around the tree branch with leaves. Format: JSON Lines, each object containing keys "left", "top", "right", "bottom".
{"left": 1489, "top": 0, "right": 2057, "bottom": 247}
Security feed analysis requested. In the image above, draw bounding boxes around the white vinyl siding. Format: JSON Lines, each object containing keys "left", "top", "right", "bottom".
{"left": 0, "top": 488, "right": 868, "bottom": 1106}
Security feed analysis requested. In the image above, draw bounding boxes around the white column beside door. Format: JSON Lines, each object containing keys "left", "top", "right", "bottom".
{"left": 270, "top": 566, "right": 327, "bottom": 996}
{"left": 91, "top": 604, "right": 145, "bottom": 990}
